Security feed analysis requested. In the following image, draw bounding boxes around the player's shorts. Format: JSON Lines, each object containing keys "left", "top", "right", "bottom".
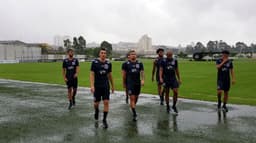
{"left": 94, "top": 86, "right": 110, "bottom": 102}
{"left": 217, "top": 80, "right": 230, "bottom": 92}
{"left": 163, "top": 80, "right": 179, "bottom": 89}
{"left": 127, "top": 83, "right": 141, "bottom": 96}
{"left": 66, "top": 78, "right": 78, "bottom": 89}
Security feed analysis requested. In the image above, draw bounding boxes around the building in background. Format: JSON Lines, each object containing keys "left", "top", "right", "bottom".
{"left": 137, "top": 34, "right": 154, "bottom": 54}
{"left": 0, "top": 40, "right": 42, "bottom": 63}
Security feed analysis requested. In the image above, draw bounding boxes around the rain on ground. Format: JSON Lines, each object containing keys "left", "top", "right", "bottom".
{"left": 0, "top": 79, "right": 255, "bottom": 143}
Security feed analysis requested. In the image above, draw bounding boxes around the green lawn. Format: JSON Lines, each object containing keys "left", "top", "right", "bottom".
{"left": 0, "top": 59, "right": 256, "bottom": 105}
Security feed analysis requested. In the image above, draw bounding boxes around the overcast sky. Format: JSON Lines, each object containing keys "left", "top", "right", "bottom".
{"left": 0, "top": 0, "right": 255, "bottom": 46}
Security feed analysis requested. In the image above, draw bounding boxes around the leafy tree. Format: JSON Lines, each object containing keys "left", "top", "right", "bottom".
{"left": 64, "top": 39, "right": 72, "bottom": 49}
{"left": 78, "top": 36, "right": 86, "bottom": 49}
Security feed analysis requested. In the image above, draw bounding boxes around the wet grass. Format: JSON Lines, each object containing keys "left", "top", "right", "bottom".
{"left": 0, "top": 59, "right": 256, "bottom": 105}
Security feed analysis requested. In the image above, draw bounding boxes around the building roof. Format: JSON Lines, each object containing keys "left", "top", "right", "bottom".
{"left": 0, "top": 40, "right": 44, "bottom": 48}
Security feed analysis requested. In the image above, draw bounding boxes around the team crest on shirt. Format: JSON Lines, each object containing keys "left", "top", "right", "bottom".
{"left": 171, "top": 60, "right": 175, "bottom": 65}
{"left": 104, "top": 64, "right": 109, "bottom": 69}
{"left": 225, "top": 62, "right": 230, "bottom": 67}
{"left": 72, "top": 61, "right": 76, "bottom": 65}
{"left": 136, "top": 64, "right": 140, "bottom": 68}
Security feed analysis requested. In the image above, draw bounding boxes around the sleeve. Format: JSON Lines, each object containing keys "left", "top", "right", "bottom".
{"left": 122, "top": 62, "right": 126, "bottom": 71}
{"left": 109, "top": 63, "right": 112, "bottom": 73}
{"left": 216, "top": 59, "right": 221, "bottom": 65}
{"left": 175, "top": 60, "right": 178, "bottom": 69}
{"left": 160, "top": 60, "right": 164, "bottom": 68}
{"left": 140, "top": 62, "right": 144, "bottom": 71}
{"left": 76, "top": 59, "right": 79, "bottom": 66}
{"left": 230, "top": 61, "right": 233, "bottom": 69}
{"left": 90, "top": 61, "right": 95, "bottom": 72}
{"left": 62, "top": 60, "right": 66, "bottom": 68}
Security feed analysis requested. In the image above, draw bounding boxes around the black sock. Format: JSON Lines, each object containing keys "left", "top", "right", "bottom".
{"left": 132, "top": 108, "right": 137, "bottom": 116}
{"left": 69, "top": 100, "right": 72, "bottom": 105}
{"left": 103, "top": 111, "right": 108, "bottom": 121}
{"left": 95, "top": 108, "right": 99, "bottom": 114}
{"left": 218, "top": 96, "right": 221, "bottom": 107}
{"left": 223, "top": 103, "right": 227, "bottom": 107}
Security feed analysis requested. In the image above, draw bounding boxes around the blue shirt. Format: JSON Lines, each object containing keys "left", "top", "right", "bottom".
{"left": 161, "top": 58, "right": 178, "bottom": 82}
{"left": 91, "top": 59, "right": 112, "bottom": 87}
{"left": 62, "top": 58, "right": 79, "bottom": 79}
{"left": 216, "top": 59, "right": 233, "bottom": 81}
{"left": 154, "top": 57, "right": 164, "bottom": 79}
{"left": 122, "top": 60, "right": 144, "bottom": 85}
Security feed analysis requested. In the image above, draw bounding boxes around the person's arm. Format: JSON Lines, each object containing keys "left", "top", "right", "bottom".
{"left": 159, "top": 67, "right": 163, "bottom": 84}
{"left": 74, "top": 66, "right": 80, "bottom": 78}
{"left": 216, "top": 59, "right": 228, "bottom": 69}
{"left": 141, "top": 70, "right": 145, "bottom": 86}
{"left": 175, "top": 68, "right": 182, "bottom": 84}
{"left": 108, "top": 72, "right": 114, "bottom": 93}
{"left": 152, "top": 60, "right": 156, "bottom": 82}
{"left": 90, "top": 71, "right": 95, "bottom": 93}
{"left": 62, "top": 68, "right": 67, "bottom": 82}
{"left": 231, "top": 68, "right": 235, "bottom": 85}
{"left": 74, "top": 60, "right": 80, "bottom": 78}
{"left": 122, "top": 70, "right": 127, "bottom": 89}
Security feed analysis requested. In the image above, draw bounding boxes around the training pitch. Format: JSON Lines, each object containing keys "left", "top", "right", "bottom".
{"left": 0, "top": 79, "right": 256, "bottom": 143}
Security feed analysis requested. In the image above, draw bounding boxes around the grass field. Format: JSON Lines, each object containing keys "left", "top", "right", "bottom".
{"left": 0, "top": 59, "right": 256, "bottom": 105}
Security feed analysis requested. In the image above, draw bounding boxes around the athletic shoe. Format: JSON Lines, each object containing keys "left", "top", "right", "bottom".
{"left": 103, "top": 120, "right": 108, "bottom": 129}
{"left": 133, "top": 115, "right": 137, "bottom": 122}
{"left": 172, "top": 106, "right": 178, "bottom": 114}
{"left": 68, "top": 102, "right": 72, "bottom": 110}
{"left": 222, "top": 106, "right": 228, "bottom": 113}
{"left": 94, "top": 121, "right": 99, "bottom": 128}
{"left": 166, "top": 105, "right": 171, "bottom": 113}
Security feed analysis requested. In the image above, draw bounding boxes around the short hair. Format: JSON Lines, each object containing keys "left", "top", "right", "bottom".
{"left": 221, "top": 50, "right": 230, "bottom": 55}
{"left": 100, "top": 47, "right": 106, "bottom": 51}
{"left": 67, "top": 48, "right": 74, "bottom": 53}
{"left": 128, "top": 50, "right": 135, "bottom": 55}
{"left": 156, "top": 48, "right": 164, "bottom": 54}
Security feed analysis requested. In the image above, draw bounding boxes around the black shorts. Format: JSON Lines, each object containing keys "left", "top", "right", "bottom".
{"left": 127, "top": 84, "right": 141, "bottom": 96}
{"left": 217, "top": 80, "right": 230, "bottom": 91}
{"left": 66, "top": 78, "right": 78, "bottom": 89}
{"left": 163, "top": 80, "right": 179, "bottom": 89}
{"left": 94, "top": 86, "right": 110, "bottom": 102}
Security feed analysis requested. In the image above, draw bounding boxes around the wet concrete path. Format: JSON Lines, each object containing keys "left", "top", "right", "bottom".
{"left": 0, "top": 79, "right": 255, "bottom": 143}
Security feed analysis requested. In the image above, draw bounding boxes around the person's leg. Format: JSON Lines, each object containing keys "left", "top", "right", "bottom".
{"left": 102, "top": 99, "right": 109, "bottom": 128}
{"left": 130, "top": 95, "right": 137, "bottom": 121}
{"left": 94, "top": 101, "right": 100, "bottom": 120}
{"left": 158, "top": 84, "right": 164, "bottom": 105}
{"left": 94, "top": 88, "right": 101, "bottom": 120}
{"left": 72, "top": 78, "right": 78, "bottom": 105}
{"left": 217, "top": 90, "right": 222, "bottom": 109}
{"left": 165, "top": 87, "right": 170, "bottom": 112}
{"left": 72, "top": 88, "right": 77, "bottom": 105}
{"left": 172, "top": 88, "right": 178, "bottom": 114}
{"left": 68, "top": 88, "right": 73, "bottom": 109}
{"left": 223, "top": 91, "right": 229, "bottom": 112}
{"left": 125, "top": 88, "right": 129, "bottom": 104}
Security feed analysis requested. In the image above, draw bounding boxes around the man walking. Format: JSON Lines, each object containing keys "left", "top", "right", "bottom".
{"left": 160, "top": 51, "right": 181, "bottom": 114}
{"left": 62, "top": 48, "right": 79, "bottom": 110}
{"left": 216, "top": 50, "right": 235, "bottom": 112}
{"left": 90, "top": 48, "right": 114, "bottom": 128}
